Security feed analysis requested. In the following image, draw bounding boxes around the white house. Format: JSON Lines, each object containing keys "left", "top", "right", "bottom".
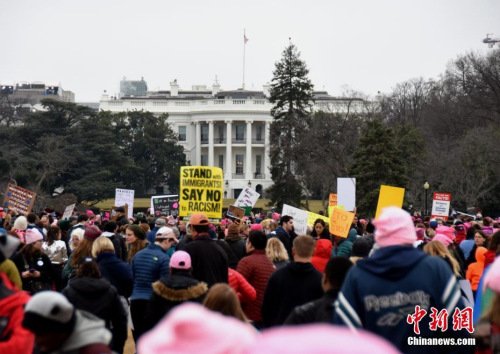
{"left": 99, "top": 80, "right": 364, "bottom": 198}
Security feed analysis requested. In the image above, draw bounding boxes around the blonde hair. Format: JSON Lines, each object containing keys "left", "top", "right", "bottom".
{"left": 261, "top": 219, "right": 271, "bottom": 230}
{"left": 423, "top": 240, "right": 460, "bottom": 277}
{"left": 92, "top": 236, "right": 115, "bottom": 258}
{"left": 266, "top": 237, "right": 289, "bottom": 262}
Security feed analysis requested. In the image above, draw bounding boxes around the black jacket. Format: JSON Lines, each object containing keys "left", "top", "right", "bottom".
{"left": 183, "top": 234, "right": 229, "bottom": 287}
{"left": 12, "top": 252, "right": 53, "bottom": 293}
{"left": 144, "top": 270, "right": 208, "bottom": 331}
{"left": 216, "top": 239, "right": 238, "bottom": 270}
{"left": 225, "top": 235, "right": 247, "bottom": 261}
{"left": 62, "top": 276, "right": 127, "bottom": 353}
{"left": 261, "top": 262, "right": 323, "bottom": 327}
{"left": 96, "top": 252, "right": 133, "bottom": 298}
{"left": 284, "top": 288, "right": 339, "bottom": 325}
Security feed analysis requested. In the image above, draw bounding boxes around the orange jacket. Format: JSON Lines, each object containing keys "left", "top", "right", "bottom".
{"left": 466, "top": 246, "right": 487, "bottom": 291}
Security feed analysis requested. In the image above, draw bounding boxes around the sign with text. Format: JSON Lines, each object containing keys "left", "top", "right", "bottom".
{"left": 375, "top": 185, "right": 405, "bottom": 219}
{"left": 235, "top": 187, "right": 260, "bottom": 208}
{"left": 115, "top": 188, "right": 134, "bottom": 219}
{"left": 329, "top": 207, "right": 355, "bottom": 238}
{"left": 2, "top": 184, "right": 37, "bottom": 214}
{"left": 337, "top": 178, "right": 356, "bottom": 212}
{"left": 282, "top": 204, "right": 308, "bottom": 235}
{"left": 431, "top": 193, "right": 451, "bottom": 221}
{"left": 151, "top": 195, "right": 179, "bottom": 216}
{"left": 62, "top": 203, "right": 76, "bottom": 220}
{"left": 227, "top": 205, "right": 245, "bottom": 220}
{"left": 328, "top": 193, "right": 338, "bottom": 217}
{"left": 307, "top": 211, "right": 330, "bottom": 228}
{"left": 179, "top": 166, "right": 223, "bottom": 221}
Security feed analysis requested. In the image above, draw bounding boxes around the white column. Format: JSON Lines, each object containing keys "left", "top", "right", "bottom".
{"left": 264, "top": 121, "right": 270, "bottom": 179}
{"left": 195, "top": 122, "right": 201, "bottom": 165}
{"left": 208, "top": 121, "right": 214, "bottom": 166}
{"left": 225, "top": 120, "right": 232, "bottom": 181}
{"left": 245, "top": 120, "right": 253, "bottom": 180}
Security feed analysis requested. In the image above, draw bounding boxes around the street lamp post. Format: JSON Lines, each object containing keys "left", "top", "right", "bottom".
{"left": 424, "top": 182, "right": 430, "bottom": 216}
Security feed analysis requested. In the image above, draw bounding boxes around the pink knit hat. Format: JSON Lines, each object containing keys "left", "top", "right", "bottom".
{"left": 272, "top": 212, "right": 280, "bottom": 221}
{"left": 137, "top": 303, "right": 256, "bottom": 353}
{"left": 25, "top": 228, "right": 43, "bottom": 245}
{"left": 485, "top": 257, "right": 500, "bottom": 294}
{"left": 373, "top": 207, "right": 416, "bottom": 247}
{"left": 435, "top": 226, "right": 456, "bottom": 242}
{"left": 244, "top": 325, "right": 399, "bottom": 354}
{"left": 250, "top": 223, "right": 262, "bottom": 231}
{"left": 433, "top": 234, "right": 453, "bottom": 247}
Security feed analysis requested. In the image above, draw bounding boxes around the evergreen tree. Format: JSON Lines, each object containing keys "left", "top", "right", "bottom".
{"left": 267, "top": 44, "right": 314, "bottom": 210}
{"left": 350, "top": 119, "right": 408, "bottom": 217}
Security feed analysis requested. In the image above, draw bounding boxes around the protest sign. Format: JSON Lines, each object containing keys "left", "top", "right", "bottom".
{"left": 307, "top": 211, "right": 330, "bottom": 228}
{"left": 2, "top": 184, "right": 37, "bottom": 214}
{"left": 62, "top": 203, "right": 76, "bottom": 220}
{"left": 179, "top": 166, "right": 223, "bottom": 221}
{"left": 282, "top": 204, "right": 308, "bottom": 235}
{"left": 235, "top": 187, "right": 260, "bottom": 208}
{"left": 337, "top": 178, "right": 356, "bottom": 212}
{"left": 328, "top": 193, "right": 337, "bottom": 217}
{"left": 431, "top": 193, "right": 451, "bottom": 220}
{"left": 151, "top": 195, "right": 179, "bottom": 216}
{"left": 375, "top": 185, "right": 405, "bottom": 219}
{"left": 115, "top": 188, "right": 134, "bottom": 219}
{"left": 227, "top": 205, "right": 245, "bottom": 220}
{"left": 329, "top": 207, "right": 355, "bottom": 238}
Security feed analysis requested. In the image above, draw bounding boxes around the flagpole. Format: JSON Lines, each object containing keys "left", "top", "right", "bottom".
{"left": 242, "top": 29, "right": 246, "bottom": 90}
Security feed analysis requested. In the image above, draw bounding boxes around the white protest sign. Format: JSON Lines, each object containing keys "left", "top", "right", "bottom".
{"left": 281, "top": 204, "right": 308, "bottom": 235}
{"left": 337, "top": 178, "right": 356, "bottom": 212}
{"left": 431, "top": 193, "right": 451, "bottom": 220}
{"left": 62, "top": 203, "right": 76, "bottom": 220}
{"left": 235, "top": 187, "right": 260, "bottom": 207}
{"left": 115, "top": 188, "right": 135, "bottom": 219}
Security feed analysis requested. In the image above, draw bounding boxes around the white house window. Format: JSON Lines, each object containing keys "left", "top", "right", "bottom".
{"left": 178, "top": 126, "right": 186, "bottom": 141}
{"left": 235, "top": 125, "right": 245, "bottom": 141}
{"left": 236, "top": 154, "right": 244, "bottom": 174}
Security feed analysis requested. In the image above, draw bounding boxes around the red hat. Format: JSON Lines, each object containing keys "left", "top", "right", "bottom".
{"left": 84, "top": 226, "right": 102, "bottom": 241}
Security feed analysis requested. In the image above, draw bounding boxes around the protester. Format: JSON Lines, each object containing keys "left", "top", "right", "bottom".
{"left": 349, "top": 237, "right": 371, "bottom": 264}
{"left": 334, "top": 207, "right": 469, "bottom": 353}
{"left": 144, "top": 250, "right": 208, "bottom": 331}
{"left": 310, "top": 219, "right": 330, "bottom": 240}
{"left": 333, "top": 216, "right": 358, "bottom": 257}
{"left": 183, "top": 213, "right": 228, "bottom": 287}
{"left": 465, "top": 229, "right": 488, "bottom": 268}
{"left": 265, "top": 237, "right": 289, "bottom": 269}
{"left": 203, "top": 283, "right": 249, "bottom": 323}
{"left": 484, "top": 231, "right": 500, "bottom": 269}
{"left": 146, "top": 217, "right": 166, "bottom": 244}
{"left": 42, "top": 226, "right": 68, "bottom": 291}
{"left": 0, "top": 230, "right": 34, "bottom": 353}
{"left": 262, "top": 235, "right": 323, "bottom": 327}
{"left": 311, "top": 238, "right": 333, "bottom": 272}
{"left": 92, "top": 236, "right": 133, "bottom": 299}
{"left": 274, "top": 215, "right": 294, "bottom": 260}
{"left": 69, "top": 227, "right": 84, "bottom": 252}
{"left": 12, "top": 228, "right": 53, "bottom": 294}
{"left": 285, "top": 256, "right": 353, "bottom": 325}
{"left": 466, "top": 246, "right": 487, "bottom": 298}
{"left": 23, "top": 291, "right": 112, "bottom": 353}
{"left": 67, "top": 213, "right": 88, "bottom": 246}
{"left": 63, "top": 226, "right": 101, "bottom": 281}
{"left": 12, "top": 215, "right": 28, "bottom": 243}
{"left": 225, "top": 223, "right": 247, "bottom": 262}
{"left": 0, "top": 228, "right": 22, "bottom": 289}
{"left": 228, "top": 267, "right": 257, "bottom": 304}
{"left": 114, "top": 207, "right": 129, "bottom": 226}
{"left": 460, "top": 225, "right": 477, "bottom": 260}
{"left": 126, "top": 224, "right": 148, "bottom": 263}
{"left": 130, "top": 226, "right": 175, "bottom": 342}
{"left": 101, "top": 221, "right": 125, "bottom": 260}
{"left": 423, "top": 240, "right": 461, "bottom": 278}
{"left": 62, "top": 260, "right": 127, "bottom": 353}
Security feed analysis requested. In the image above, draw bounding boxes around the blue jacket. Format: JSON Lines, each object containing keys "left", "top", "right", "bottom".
{"left": 459, "top": 239, "right": 474, "bottom": 260}
{"left": 333, "top": 227, "right": 357, "bottom": 258}
{"left": 96, "top": 252, "right": 134, "bottom": 298}
{"left": 334, "top": 246, "right": 468, "bottom": 354}
{"left": 130, "top": 244, "right": 170, "bottom": 300}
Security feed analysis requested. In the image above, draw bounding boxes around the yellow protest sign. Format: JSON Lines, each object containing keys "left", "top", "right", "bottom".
{"left": 329, "top": 194, "right": 337, "bottom": 206}
{"left": 329, "top": 207, "right": 355, "bottom": 238}
{"left": 307, "top": 211, "right": 330, "bottom": 228}
{"left": 179, "top": 166, "right": 223, "bottom": 220}
{"left": 328, "top": 204, "right": 343, "bottom": 217}
{"left": 375, "top": 185, "right": 405, "bottom": 219}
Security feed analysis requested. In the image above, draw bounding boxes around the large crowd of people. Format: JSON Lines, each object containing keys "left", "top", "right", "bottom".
{"left": 0, "top": 204, "right": 499, "bottom": 353}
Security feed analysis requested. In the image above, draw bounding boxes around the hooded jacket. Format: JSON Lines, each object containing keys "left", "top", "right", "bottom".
{"left": 0, "top": 273, "right": 34, "bottom": 354}
{"left": 334, "top": 228, "right": 357, "bottom": 258}
{"left": 334, "top": 245, "right": 467, "bottom": 354}
{"left": 144, "top": 270, "right": 208, "bottom": 331}
{"left": 311, "top": 239, "right": 333, "bottom": 273}
{"left": 62, "top": 276, "right": 127, "bottom": 353}
{"left": 274, "top": 227, "right": 293, "bottom": 261}
{"left": 466, "top": 246, "right": 487, "bottom": 291}
{"left": 96, "top": 252, "right": 133, "bottom": 298}
{"left": 225, "top": 233, "right": 247, "bottom": 261}
{"left": 262, "top": 262, "right": 323, "bottom": 327}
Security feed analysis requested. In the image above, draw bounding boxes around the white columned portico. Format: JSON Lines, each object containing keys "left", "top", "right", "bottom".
{"left": 245, "top": 120, "right": 253, "bottom": 180}
{"left": 264, "top": 121, "right": 270, "bottom": 179}
{"left": 195, "top": 122, "right": 201, "bottom": 165}
{"left": 225, "top": 120, "right": 232, "bottom": 181}
{"left": 208, "top": 121, "right": 214, "bottom": 166}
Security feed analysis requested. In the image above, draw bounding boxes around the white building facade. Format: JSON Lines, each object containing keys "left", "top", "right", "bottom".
{"left": 99, "top": 81, "right": 363, "bottom": 198}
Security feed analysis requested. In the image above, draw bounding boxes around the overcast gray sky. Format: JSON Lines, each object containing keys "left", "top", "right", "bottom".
{"left": 1, "top": 0, "right": 499, "bottom": 102}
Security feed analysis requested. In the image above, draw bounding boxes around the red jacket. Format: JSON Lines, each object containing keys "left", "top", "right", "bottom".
{"left": 484, "top": 250, "right": 496, "bottom": 269}
{"left": 236, "top": 250, "right": 275, "bottom": 322}
{"left": 0, "top": 273, "right": 34, "bottom": 354}
{"left": 311, "top": 239, "right": 333, "bottom": 273}
{"left": 228, "top": 268, "right": 256, "bottom": 303}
